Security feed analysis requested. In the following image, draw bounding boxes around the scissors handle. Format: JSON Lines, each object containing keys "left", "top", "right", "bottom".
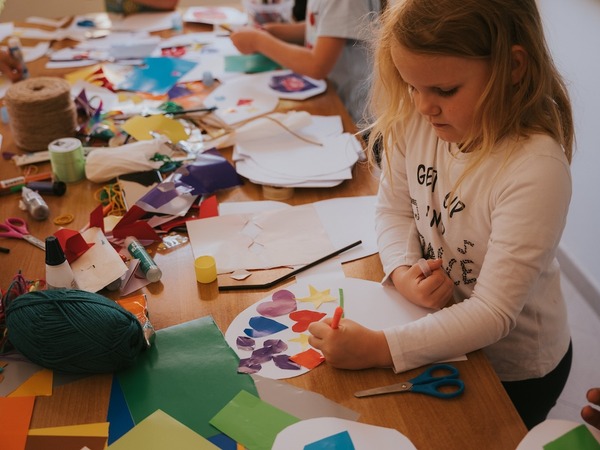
{"left": 410, "top": 378, "right": 465, "bottom": 399}
{"left": 4, "top": 217, "right": 29, "bottom": 235}
{"left": 410, "top": 363, "right": 459, "bottom": 384}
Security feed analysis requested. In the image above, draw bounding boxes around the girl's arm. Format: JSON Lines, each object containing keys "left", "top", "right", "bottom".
{"left": 230, "top": 27, "right": 345, "bottom": 80}
{"left": 262, "top": 22, "right": 306, "bottom": 45}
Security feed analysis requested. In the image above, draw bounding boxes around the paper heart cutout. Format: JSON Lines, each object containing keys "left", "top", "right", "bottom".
{"left": 256, "top": 289, "right": 297, "bottom": 317}
{"left": 289, "top": 310, "right": 326, "bottom": 333}
{"left": 243, "top": 316, "right": 288, "bottom": 338}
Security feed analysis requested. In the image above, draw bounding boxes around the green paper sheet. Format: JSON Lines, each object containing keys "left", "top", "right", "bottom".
{"left": 210, "top": 390, "right": 300, "bottom": 450}
{"left": 544, "top": 425, "right": 600, "bottom": 450}
{"left": 225, "top": 54, "right": 282, "bottom": 74}
{"left": 108, "top": 409, "right": 219, "bottom": 450}
{"left": 117, "top": 316, "right": 257, "bottom": 439}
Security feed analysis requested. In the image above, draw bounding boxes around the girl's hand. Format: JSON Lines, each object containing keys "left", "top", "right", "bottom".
{"left": 230, "top": 27, "right": 267, "bottom": 54}
{"left": 308, "top": 317, "right": 392, "bottom": 369}
{"left": 582, "top": 387, "right": 600, "bottom": 430}
{"left": 390, "top": 259, "right": 454, "bottom": 309}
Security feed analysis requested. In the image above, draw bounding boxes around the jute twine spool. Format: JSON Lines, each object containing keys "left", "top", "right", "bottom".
{"left": 4, "top": 76, "right": 77, "bottom": 152}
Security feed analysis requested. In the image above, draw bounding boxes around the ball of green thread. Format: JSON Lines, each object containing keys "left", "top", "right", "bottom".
{"left": 6, "top": 289, "right": 146, "bottom": 374}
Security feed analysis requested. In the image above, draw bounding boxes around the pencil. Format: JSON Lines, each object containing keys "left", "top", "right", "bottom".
{"left": 331, "top": 306, "right": 343, "bottom": 329}
{"left": 218, "top": 240, "right": 362, "bottom": 291}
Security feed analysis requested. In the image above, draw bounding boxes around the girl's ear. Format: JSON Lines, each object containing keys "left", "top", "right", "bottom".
{"left": 511, "top": 45, "right": 528, "bottom": 85}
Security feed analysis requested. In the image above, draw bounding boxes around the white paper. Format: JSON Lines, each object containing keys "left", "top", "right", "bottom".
{"left": 187, "top": 204, "right": 335, "bottom": 274}
{"left": 516, "top": 419, "right": 600, "bottom": 449}
{"left": 224, "top": 277, "right": 435, "bottom": 379}
{"left": 273, "top": 417, "right": 417, "bottom": 450}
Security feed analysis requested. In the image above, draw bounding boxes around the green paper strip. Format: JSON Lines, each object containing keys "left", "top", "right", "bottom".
{"left": 544, "top": 424, "right": 600, "bottom": 450}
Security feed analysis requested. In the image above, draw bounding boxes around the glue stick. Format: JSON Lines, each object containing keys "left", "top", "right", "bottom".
{"left": 124, "top": 237, "right": 162, "bottom": 283}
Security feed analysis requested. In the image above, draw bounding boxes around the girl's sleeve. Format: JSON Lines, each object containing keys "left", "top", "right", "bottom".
{"left": 375, "top": 142, "right": 424, "bottom": 282}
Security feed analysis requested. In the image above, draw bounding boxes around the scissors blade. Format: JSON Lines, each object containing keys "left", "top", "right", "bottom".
{"left": 22, "top": 234, "right": 46, "bottom": 251}
{"left": 354, "top": 382, "right": 412, "bottom": 398}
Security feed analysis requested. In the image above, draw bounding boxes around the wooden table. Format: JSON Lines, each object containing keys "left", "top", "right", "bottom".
{"left": 0, "top": 17, "right": 527, "bottom": 450}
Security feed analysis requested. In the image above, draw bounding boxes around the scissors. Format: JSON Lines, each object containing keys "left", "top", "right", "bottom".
{"left": 354, "top": 364, "right": 465, "bottom": 399}
{"left": 0, "top": 217, "right": 46, "bottom": 251}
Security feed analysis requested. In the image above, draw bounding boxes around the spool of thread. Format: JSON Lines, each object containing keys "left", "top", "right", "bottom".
{"left": 4, "top": 77, "right": 77, "bottom": 152}
{"left": 5, "top": 289, "right": 146, "bottom": 374}
{"left": 48, "top": 137, "right": 86, "bottom": 183}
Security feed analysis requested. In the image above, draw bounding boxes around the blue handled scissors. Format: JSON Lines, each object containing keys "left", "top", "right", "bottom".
{"left": 354, "top": 363, "right": 465, "bottom": 399}
{"left": 0, "top": 217, "right": 46, "bottom": 251}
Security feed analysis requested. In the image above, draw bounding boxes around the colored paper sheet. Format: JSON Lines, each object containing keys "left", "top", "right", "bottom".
{"left": 121, "top": 115, "right": 189, "bottom": 143}
{"left": 0, "top": 359, "right": 43, "bottom": 397}
{"left": 209, "top": 390, "right": 300, "bottom": 450}
{"left": 8, "top": 369, "right": 53, "bottom": 397}
{"left": 108, "top": 409, "right": 219, "bottom": 450}
{"left": 117, "top": 57, "right": 197, "bottom": 95}
{"left": 304, "top": 430, "right": 355, "bottom": 450}
{"left": 26, "top": 423, "right": 109, "bottom": 450}
{"left": 0, "top": 396, "right": 35, "bottom": 450}
{"left": 107, "top": 376, "right": 135, "bottom": 445}
{"left": 544, "top": 424, "right": 600, "bottom": 450}
{"left": 117, "top": 316, "right": 257, "bottom": 439}
{"left": 225, "top": 54, "right": 281, "bottom": 74}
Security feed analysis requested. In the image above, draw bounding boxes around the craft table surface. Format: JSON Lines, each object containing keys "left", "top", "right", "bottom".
{"left": 0, "top": 17, "right": 527, "bottom": 450}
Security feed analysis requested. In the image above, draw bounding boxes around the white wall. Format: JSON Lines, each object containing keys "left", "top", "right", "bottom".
{"left": 538, "top": 0, "right": 600, "bottom": 303}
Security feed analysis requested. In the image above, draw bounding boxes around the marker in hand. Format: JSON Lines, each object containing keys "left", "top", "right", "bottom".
{"left": 331, "top": 306, "right": 344, "bottom": 329}
{"left": 417, "top": 258, "right": 432, "bottom": 278}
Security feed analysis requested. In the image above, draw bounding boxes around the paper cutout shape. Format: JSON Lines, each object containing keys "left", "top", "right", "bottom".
{"left": 288, "top": 310, "right": 326, "bottom": 333}
{"left": 288, "top": 333, "right": 310, "bottom": 351}
{"left": 544, "top": 425, "right": 600, "bottom": 450}
{"left": 116, "top": 57, "right": 197, "bottom": 95}
{"left": 238, "top": 339, "right": 291, "bottom": 374}
{"left": 27, "top": 422, "right": 109, "bottom": 450}
{"left": 54, "top": 228, "right": 95, "bottom": 264}
{"left": 0, "top": 396, "right": 35, "bottom": 450}
{"left": 8, "top": 369, "right": 53, "bottom": 397}
{"left": 305, "top": 430, "right": 355, "bottom": 450}
{"left": 296, "top": 285, "right": 337, "bottom": 309}
{"left": 122, "top": 115, "right": 189, "bottom": 143}
{"left": 244, "top": 316, "right": 288, "bottom": 338}
{"left": 272, "top": 355, "right": 301, "bottom": 371}
{"left": 289, "top": 348, "right": 325, "bottom": 370}
{"left": 209, "top": 390, "right": 300, "bottom": 450}
{"left": 112, "top": 205, "right": 161, "bottom": 241}
{"left": 256, "top": 290, "right": 297, "bottom": 317}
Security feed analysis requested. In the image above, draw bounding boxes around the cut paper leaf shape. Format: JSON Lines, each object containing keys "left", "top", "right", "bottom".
{"left": 289, "top": 310, "right": 326, "bottom": 333}
{"left": 236, "top": 336, "right": 255, "bottom": 351}
{"left": 238, "top": 339, "right": 289, "bottom": 374}
{"left": 256, "top": 289, "right": 297, "bottom": 317}
{"left": 272, "top": 355, "right": 301, "bottom": 371}
{"left": 296, "top": 285, "right": 337, "bottom": 309}
{"left": 243, "top": 316, "right": 288, "bottom": 338}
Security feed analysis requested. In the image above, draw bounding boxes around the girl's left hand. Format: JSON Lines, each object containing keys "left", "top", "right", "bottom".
{"left": 230, "top": 27, "right": 266, "bottom": 54}
{"left": 308, "top": 317, "right": 392, "bottom": 369}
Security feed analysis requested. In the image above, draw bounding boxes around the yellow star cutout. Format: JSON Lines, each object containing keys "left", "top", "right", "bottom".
{"left": 289, "top": 334, "right": 310, "bottom": 351}
{"left": 296, "top": 285, "right": 337, "bottom": 309}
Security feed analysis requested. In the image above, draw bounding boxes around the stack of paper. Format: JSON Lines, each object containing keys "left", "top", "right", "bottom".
{"left": 232, "top": 114, "right": 363, "bottom": 188}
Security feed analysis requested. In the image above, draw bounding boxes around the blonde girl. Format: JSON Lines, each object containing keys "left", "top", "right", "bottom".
{"left": 309, "top": 0, "right": 574, "bottom": 430}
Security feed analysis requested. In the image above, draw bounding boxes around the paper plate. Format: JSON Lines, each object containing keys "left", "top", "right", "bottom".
{"left": 224, "top": 277, "right": 433, "bottom": 379}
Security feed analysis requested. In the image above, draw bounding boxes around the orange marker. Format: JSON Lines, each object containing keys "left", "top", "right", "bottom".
{"left": 331, "top": 306, "right": 343, "bottom": 329}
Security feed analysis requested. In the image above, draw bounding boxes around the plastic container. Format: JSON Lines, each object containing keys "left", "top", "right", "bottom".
{"left": 243, "top": 0, "right": 294, "bottom": 26}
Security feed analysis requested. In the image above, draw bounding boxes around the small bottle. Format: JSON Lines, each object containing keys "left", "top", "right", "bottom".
{"left": 125, "top": 236, "right": 162, "bottom": 283}
{"left": 45, "top": 236, "right": 77, "bottom": 289}
{"left": 8, "top": 37, "right": 29, "bottom": 80}
{"left": 21, "top": 187, "right": 50, "bottom": 221}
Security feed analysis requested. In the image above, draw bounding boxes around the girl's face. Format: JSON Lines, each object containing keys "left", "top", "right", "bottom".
{"left": 391, "top": 42, "right": 493, "bottom": 144}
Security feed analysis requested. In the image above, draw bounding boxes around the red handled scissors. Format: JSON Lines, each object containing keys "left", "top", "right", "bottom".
{"left": 0, "top": 217, "right": 46, "bottom": 251}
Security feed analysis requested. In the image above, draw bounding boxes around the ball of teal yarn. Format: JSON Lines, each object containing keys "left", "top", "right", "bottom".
{"left": 6, "top": 289, "right": 146, "bottom": 374}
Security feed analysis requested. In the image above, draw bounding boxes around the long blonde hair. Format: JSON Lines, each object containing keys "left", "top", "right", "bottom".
{"left": 367, "top": 0, "right": 573, "bottom": 177}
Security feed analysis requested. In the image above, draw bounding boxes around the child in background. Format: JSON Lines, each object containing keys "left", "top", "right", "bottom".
{"left": 105, "top": 0, "right": 177, "bottom": 15}
{"left": 308, "top": 0, "right": 574, "bottom": 430}
{"left": 230, "top": 0, "right": 382, "bottom": 124}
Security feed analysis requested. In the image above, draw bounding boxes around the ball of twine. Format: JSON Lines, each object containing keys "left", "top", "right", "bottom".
{"left": 5, "top": 289, "right": 146, "bottom": 374}
{"left": 4, "top": 76, "right": 78, "bottom": 152}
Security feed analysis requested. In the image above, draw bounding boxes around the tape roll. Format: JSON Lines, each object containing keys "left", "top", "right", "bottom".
{"left": 4, "top": 77, "right": 77, "bottom": 152}
{"left": 49, "top": 138, "right": 86, "bottom": 183}
{"left": 262, "top": 185, "right": 294, "bottom": 200}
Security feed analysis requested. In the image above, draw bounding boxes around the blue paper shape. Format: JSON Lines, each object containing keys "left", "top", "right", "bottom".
{"left": 107, "top": 376, "right": 135, "bottom": 444}
{"left": 244, "top": 316, "right": 288, "bottom": 338}
{"left": 304, "top": 430, "right": 356, "bottom": 450}
{"left": 117, "top": 57, "right": 197, "bottom": 95}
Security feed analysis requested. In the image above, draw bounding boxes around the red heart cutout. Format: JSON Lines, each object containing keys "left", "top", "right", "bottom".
{"left": 289, "top": 310, "right": 326, "bottom": 333}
